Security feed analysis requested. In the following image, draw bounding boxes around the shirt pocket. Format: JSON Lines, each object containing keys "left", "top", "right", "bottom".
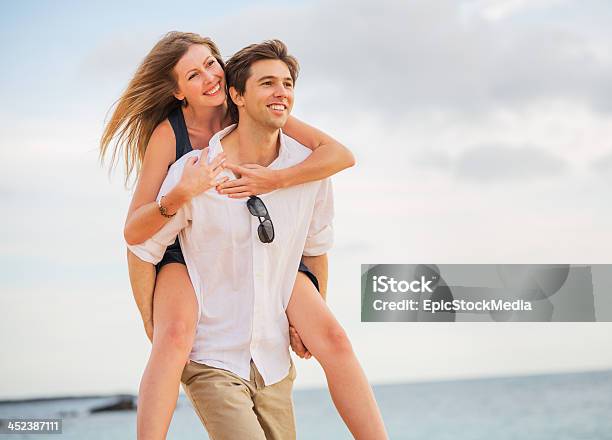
{"left": 189, "top": 197, "right": 250, "bottom": 253}
{"left": 265, "top": 198, "right": 302, "bottom": 247}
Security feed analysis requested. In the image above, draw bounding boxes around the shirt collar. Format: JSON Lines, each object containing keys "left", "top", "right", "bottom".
{"left": 207, "top": 124, "right": 290, "bottom": 168}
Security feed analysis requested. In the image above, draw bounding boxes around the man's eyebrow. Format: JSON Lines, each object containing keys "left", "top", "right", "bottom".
{"left": 256, "top": 75, "right": 293, "bottom": 82}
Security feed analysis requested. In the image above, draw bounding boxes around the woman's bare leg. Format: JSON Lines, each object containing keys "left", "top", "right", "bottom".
{"left": 137, "top": 263, "right": 198, "bottom": 440}
{"left": 286, "top": 273, "right": 388, "bottom": 440}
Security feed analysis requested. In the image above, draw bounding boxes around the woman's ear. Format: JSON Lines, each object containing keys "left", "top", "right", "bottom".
{"left": 229, "top": 86, "right": 244, "bottom": 107}
{"left": 174, "top": 90, "right": 185, "bottom": 101}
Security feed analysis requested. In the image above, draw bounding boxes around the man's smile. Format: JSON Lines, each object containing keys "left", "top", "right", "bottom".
{"left": 267, "top": 103, "right": 287, "bottom": 114}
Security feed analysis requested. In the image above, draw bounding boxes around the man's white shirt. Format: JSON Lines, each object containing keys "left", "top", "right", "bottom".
{"left": 128, "top": 124, "right": 334, "bottom": 385}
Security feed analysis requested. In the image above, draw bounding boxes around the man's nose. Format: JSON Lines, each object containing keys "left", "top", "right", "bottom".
{"left": 273, "top": 84, "right": 289, "bottom": 97}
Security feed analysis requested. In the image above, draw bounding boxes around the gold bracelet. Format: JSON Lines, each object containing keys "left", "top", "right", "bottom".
{"left": 158, "top": 196, "right": 176, "bottom": 218}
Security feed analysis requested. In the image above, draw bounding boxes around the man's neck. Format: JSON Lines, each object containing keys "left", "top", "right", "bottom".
{"left": 222, "top": 118, "right": 280, "bottom": 167}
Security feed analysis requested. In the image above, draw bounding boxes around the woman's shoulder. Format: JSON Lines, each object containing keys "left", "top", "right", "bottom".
{"left": 150, "top": 119, "right": 176, "bottom": 144}
{"left": 145, "top": 119, "right": 177, "bottom": 165}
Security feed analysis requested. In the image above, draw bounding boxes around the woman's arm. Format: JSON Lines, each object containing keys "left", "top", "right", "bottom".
{"left": 217, "top": 116, "right": 355, "bottom": 198}
{"left": 280, "top": 116, "right": 355, "bottom": 187}
{"left": 124, "top": 121, "right": 182, "bottom": 245}
{"left": 124, "top": 122, "right": 226, "bottom": 245}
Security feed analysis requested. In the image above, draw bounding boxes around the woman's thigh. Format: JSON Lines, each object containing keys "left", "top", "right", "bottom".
{"left": 286, "top": 273, "right": 348, "bottom": 356}
{"left": 153, "top": 263, "right": 199, "bottom": 334}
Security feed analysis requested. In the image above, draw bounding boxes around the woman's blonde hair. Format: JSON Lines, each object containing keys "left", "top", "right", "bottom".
{"left": 99, "top": 31, "right": 224, "bottom": 185}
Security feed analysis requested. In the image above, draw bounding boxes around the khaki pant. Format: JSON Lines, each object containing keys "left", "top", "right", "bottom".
{"left": 180, "top": 360, "right": 297, "bottom": 440}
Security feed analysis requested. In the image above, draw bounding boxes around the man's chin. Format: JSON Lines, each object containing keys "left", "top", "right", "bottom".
{"left": 264, "top": 116, "right": 289, "bottom": 129}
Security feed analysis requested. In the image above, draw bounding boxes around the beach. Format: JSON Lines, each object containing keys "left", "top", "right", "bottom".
{"left": 1, "top": 369, "right": 610, "bottom": 439}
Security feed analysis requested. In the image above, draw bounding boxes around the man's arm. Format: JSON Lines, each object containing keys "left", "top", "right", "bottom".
{"left": 127, "top": 250, "right": 156, "bottom": 342}
{"left": 302, "top": 177, "right": 334, "bottom": 300}
{"left": 302, "top": 254, "right": 328, "bottom": 301}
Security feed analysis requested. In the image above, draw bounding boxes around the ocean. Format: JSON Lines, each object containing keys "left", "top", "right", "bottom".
{"left": 1, "top": 370, "right": 610, "bottom": 439}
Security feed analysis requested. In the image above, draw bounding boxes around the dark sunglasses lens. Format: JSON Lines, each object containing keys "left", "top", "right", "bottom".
{"left": 258, "top": 219, "right": 275, "bottom": 243}
{"left": 247, "top": 197, "right": 268, "bottom": 217}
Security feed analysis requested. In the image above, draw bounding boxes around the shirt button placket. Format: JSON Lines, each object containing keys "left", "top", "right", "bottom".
{"left": 250, "top": 217, "right": 264, "bottom": 369}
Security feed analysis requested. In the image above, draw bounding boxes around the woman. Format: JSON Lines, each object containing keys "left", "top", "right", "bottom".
{"left": 100, "top": 32, "right": 387, "bottom": 440}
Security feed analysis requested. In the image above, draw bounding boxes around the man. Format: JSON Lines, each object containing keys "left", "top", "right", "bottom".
{"left": 129, "top": 40, "right": 333, "bottom": 440}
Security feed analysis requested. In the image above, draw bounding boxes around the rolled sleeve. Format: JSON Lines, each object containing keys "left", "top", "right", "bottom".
{"left": 126, "top": 206, "right": 190, "bottom": 263}
{"left": 126, "top": 157, "right": 192, "bottom": 263}
{"left": 303, "top": 179, "right": 334, "bottom": 256}
{"left": 127, "top": 240, "right": 167, "bottom": 265}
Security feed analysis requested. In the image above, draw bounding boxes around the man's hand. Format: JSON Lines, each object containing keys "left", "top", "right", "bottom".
{"left": 216, "top": 163, "right": 282, "bottom": 198}
{"left": 289, "top": 325, "right": 311, "bottom": 359}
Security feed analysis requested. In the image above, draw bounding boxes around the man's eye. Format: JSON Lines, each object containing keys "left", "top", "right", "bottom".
{"left": 285, "top": 83, "right": 293, "bottom": 88}
{"left": 262, "top": 81, "right": 272, "bottom": 86}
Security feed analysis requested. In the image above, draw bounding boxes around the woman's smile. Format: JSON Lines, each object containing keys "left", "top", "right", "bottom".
{"left": 204, "top": 82, "right": 222, "bottom": 96}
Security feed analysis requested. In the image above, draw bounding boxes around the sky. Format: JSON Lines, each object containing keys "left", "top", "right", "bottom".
{"left": 1, "top": 0, "right": 611, "bottom": 399}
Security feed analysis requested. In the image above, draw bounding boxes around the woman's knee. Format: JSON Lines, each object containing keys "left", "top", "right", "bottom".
{"left": 320, "top": 324, "right": 353, "bottom": 358}
{"left": 154, "top": 320, "right": 196, "bottom": 352}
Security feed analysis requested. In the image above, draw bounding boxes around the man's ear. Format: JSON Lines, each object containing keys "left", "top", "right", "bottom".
{"left": 229, "top": 86, "right": 244, "bottom": 108}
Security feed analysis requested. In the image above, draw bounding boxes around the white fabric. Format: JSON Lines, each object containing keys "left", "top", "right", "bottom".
{"left": 128, "top": 124, "right": 334, "bottom": 385}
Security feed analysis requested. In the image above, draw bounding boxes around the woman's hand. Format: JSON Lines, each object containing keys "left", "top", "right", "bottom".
{"left": 216, "top": 163, "right": 283, "bottom": 198}
{"left": 176, "top": 148, "right": 228, "bottom": 200}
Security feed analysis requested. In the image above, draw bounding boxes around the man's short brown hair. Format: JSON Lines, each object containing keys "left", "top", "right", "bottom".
{"left": 225, "top": 39, "right": 299, "bottom": 122}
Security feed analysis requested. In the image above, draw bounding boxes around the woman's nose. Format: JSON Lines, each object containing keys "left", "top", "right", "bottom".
{"left": 202, "top": 69, "right": 216, "bottom": 83}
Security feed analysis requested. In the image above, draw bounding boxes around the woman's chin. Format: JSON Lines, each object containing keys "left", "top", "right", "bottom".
{"left": 191, "top": 95, "right": 225, "bottom": 110}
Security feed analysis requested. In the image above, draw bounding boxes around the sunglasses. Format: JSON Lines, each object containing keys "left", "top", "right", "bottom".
{"left": 247, "top": 196, "right": 275, "bottom": 243}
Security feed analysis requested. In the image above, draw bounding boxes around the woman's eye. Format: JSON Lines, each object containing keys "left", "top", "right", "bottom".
{"left": 207, "top": 60, "right": 216, "bottom": 67}
{"left": 263, "top": 81, "right": 272, "bottom": 86}
{"left": 188, "top": 73, "right": 199, "bottom": 80}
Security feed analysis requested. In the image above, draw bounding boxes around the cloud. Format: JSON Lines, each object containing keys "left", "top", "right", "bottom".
{"left": 204, "top": 0, "right": 612, "bottom": 118}
{"left": 456, "top": 145, "right": 568, "bottom": 181}
{"left": 418, "top": 144, "right": 569, "bottom": 182}
{"left": 591, "top": 151, "right": 612, "bottom": 175}
{"left": 79, "top": 33, "right": 161, "bottom": 80}
{"left": 462, "top": 0, "right": 567, "bottom": 21}
{"left": 75, "top": 0, "right": 612, "bottom": 120}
